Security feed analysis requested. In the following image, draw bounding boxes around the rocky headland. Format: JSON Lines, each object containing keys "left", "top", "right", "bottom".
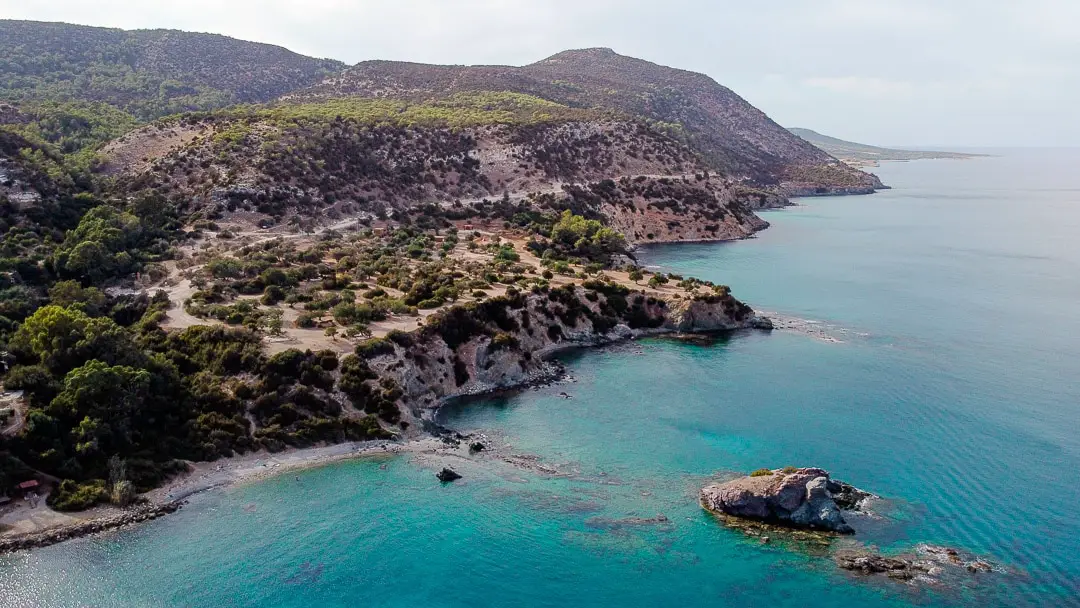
{"left": 700, "top": 467, "right": 873, "bottom": 534}
{"left": 366, "top": 284, "right": 772, "bottom": 428}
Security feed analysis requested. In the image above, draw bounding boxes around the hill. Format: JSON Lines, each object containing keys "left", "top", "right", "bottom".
{"left": 0, "top": 20, "right": 344, "bottom": 121}
{"left": 291, "top": 48, "right": 883, "bottom": 196}
{"left": 100, "top": 93, "right": 767, "bottom": 243}
{"left": 789, "top": 128, "right": 982, "bottom": 163}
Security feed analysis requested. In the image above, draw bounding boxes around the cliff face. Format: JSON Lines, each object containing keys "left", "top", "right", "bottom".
{"left": 355, "top": 284, "right": 765, "bottom": 424}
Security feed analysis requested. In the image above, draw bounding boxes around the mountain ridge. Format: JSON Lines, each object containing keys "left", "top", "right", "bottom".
{"left": 0, "top": 19, "right": 345, "bottom": 121}
{"left": 0, "top": 20, "right": 883, "bottom": 197}
{"left": 293, "top": 47, "right": 883, "bottom": 195}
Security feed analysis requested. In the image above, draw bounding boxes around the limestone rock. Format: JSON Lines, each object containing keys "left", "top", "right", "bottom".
{"left": 700, "top": 467, "right": 866, "bottom": 533}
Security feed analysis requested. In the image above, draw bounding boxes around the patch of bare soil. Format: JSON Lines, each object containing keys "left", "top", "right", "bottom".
{"left": 98, "top": 123, "right": 209, "bottom": 176}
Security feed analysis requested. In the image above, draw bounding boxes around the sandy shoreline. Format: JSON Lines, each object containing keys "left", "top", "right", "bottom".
{"left": 0, "top": 437, "right": 444, "bottom": 544}
{"left": 147, "top": 437, "right": 445, "bottom": 504}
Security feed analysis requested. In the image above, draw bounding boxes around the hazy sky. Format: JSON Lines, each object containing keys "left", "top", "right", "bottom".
{"left": 2, "top": 0, "right": 1076, "bottom": 147}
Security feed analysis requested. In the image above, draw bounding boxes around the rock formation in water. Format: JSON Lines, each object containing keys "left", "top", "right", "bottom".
{"left": 436, "top": 468, "right": 462, "bottom": 482}
{"left": 699, "top": 467, "right": 872, "bottom": 534}
{"left": 835, "top": 544, "right": 998, "bottom": 585}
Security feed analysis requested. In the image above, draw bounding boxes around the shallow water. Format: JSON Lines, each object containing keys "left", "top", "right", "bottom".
{"left": 2, "top": 149, "right": 1079, "bottom": 607}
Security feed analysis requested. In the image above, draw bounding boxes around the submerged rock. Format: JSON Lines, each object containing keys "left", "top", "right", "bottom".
{"left": 468, "top": 442, "right": 486, "bottom": 453}
{"left": 835, "top": 544, "right": 1000, "bottom": 586}
{"left": 436, "top": 468, "right": 462, "bottom": 482}
{"left": 700, "top": 467, "right": 870, "bottom": 534}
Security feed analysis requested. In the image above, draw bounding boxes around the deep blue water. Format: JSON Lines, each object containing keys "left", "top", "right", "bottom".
{"left": 2, "top": 149, "right": 1079, "bottom": 607}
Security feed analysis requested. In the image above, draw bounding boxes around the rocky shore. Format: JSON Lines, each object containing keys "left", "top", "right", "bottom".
{"left": 700, "top": 467, "right": 873, "bottom": 534}
{"left": 369, "top": 285, "right": 772, "bottom": 427}
{"left": 0, "top": 501, "right": 184, "bottom": 555}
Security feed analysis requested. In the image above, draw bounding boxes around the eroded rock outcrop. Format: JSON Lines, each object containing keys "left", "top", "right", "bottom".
{"left": 700, "top": 467, "right": 872, "bottom": 534}
{"left": 360, "top": 285, "right": 770, "bottom": 428}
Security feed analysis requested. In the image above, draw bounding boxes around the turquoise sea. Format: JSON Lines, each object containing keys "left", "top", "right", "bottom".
{"left": 2, "top": 149, "right": 1079, "bottom": 607}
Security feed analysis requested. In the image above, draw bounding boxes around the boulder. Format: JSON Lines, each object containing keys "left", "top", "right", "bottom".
{"left": 750, "top": 315, "right": 774, "bottom": 330}
{"left": 436, "top": 468, "right": 462, "bottom": 482}
{"left": 700, "top": 467, "right": 865, "bottom": 533}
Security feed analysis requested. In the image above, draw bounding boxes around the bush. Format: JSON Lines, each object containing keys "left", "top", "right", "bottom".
{"left": 356, "top": 337, "right": 395, "bottom": 359}
{"left": 780, "top": 466, "right": 799, "bottom": 474}
{"left": 111, "top": 480, "right": 136, "bottom": 506}
{"left": 49, "top": 479, "right": 108, "bottom": 511}
{"left": 749, "top": 468, "right": 774, "bottom": 477}
{"left": 489, "top": 332, "right": 519, "bottom": 351}
{"left": 261, "top": 285, "right": 286, "bottom": 305}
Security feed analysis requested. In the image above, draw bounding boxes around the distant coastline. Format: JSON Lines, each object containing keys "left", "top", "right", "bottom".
{"left": 788, "top": 127, "right": 989, "bottom": 166}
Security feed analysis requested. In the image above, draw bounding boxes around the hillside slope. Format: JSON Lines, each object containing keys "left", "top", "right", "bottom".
{"left": 294, "top": 48, "right": 883, "bottom": 195}
{"left": 0, "top": 20, "right": 344, "bottom": 121}
{"left": 789, "top": 128, "right": 982, "bottom": 163}
{"left": 102, "top": 94, "right": 765, "bottom": 243}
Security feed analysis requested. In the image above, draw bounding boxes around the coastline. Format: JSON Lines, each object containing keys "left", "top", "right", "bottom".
{"left": 0, "top": 323, "right": 735, "bottom": 553}
{"left": 0, "top": 309, "right": 856, "bottom": 554}
{"left": 0, "top": 192, "right": 867, "bottom": 554}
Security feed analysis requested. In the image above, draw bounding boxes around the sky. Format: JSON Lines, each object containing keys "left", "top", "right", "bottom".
{"left": 2, "top": 0, "right": 1077, "bottom": 147}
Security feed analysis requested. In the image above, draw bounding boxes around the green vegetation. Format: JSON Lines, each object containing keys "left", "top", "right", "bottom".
{"left": 750, "top": 468, "right": 774, "bottom": 477}
{"left": 231, "top": 92, "right": 596, "bottom": 129}
{"left": 3, "top": 102, "right": 137, "bottom": 163}
{"left": 0, "top": 20, "right": 343, "bottom": 122}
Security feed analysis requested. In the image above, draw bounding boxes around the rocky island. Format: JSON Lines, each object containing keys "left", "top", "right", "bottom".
{"left": 700, "top": 467, "right": 873, "bottom": 534}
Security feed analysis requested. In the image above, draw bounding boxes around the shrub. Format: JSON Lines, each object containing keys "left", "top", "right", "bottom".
{"left": 356, "top": 337, "right": 395, "bottom": 359}
{"left": 261, "top": 285, "right": 286, "bottom": 305}
{"left": 749, "top": 468, "right": 773, "bottom": 477}
{"left": 386, "top": 329, "right": 414, "bottom": 347}
{"left": 489, "top": 332, "right": 519, "bottom": 351}
{"left": 780, "top": 466, "right": 799, "bottom": 474}
{"left": 49, "top": 479, "right": 108, "bottom": 511}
